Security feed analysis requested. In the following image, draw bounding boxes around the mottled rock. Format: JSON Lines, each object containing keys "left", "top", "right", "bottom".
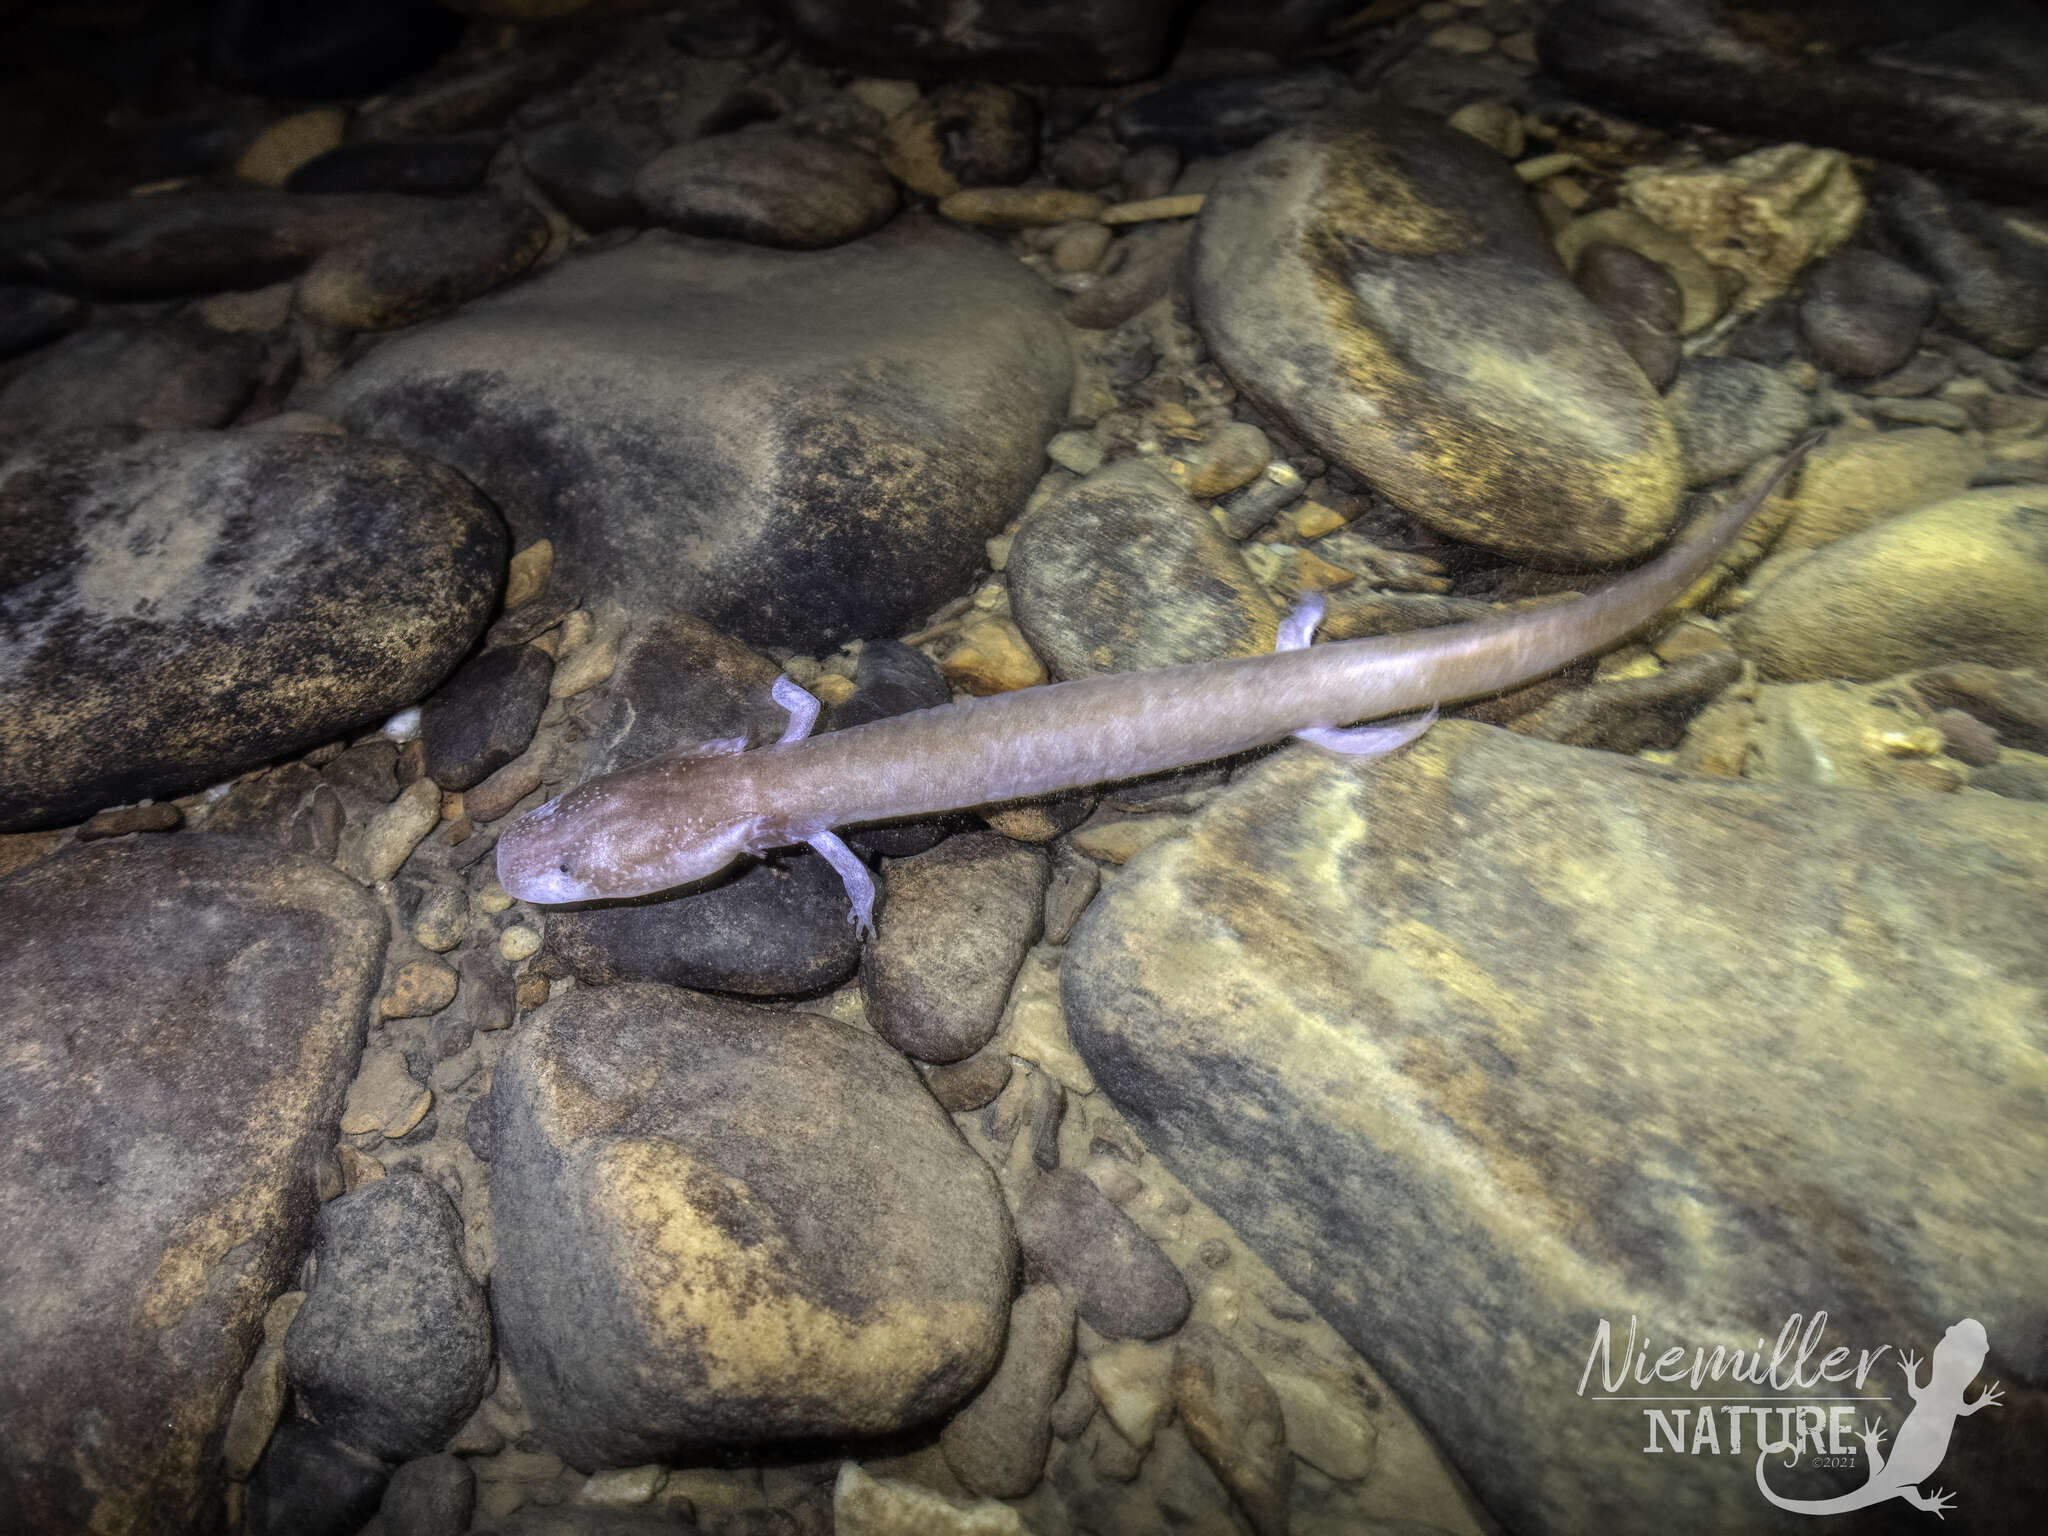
{"left": 781, "top": 0, "right": 1175, "bottom": 85}
{"left": 0, "top": 429, "right": 503, "bottom": 831}
{"left": 1013, "top": 1169, "right": 1189, "bottom": 1339}
{"left": 423, "top": 644, "right": 555, "bottom": 790}
{"left": 286, "top": 1172, "right": 492, "bottom": 1461}
{"left": 1747, "top": 680, "right": 1964, "bottom": 794}
{"left": 1172, "top": 1324, "right": 1291, "bottom": 1536}
{"left": 834, "top": 1463, "right": 1029, "bottom": 1536}
{"left": 1507, "top": 649, "right": 1741, "bottom": 753}
{"left": 1193, "top": 105, "right": 1683, "bottom": 564}
{"left": 518, "top": 121, "right": 642, "bottom": 230}
{"left": 1008, "top": 460, "right": 1277, "bottom": 680}
{"left": 634, "top": 132, "right": 898, "bottom": 249}
{"left": 1113, "top": 66, "right": 1353, "bottom": 156}
{"left": 861, "top": 832, "right": 1049, "bottom": 1063}
{"left": 0, "top": 190, "right": 464, "bottom": 297}
{"left": 1574, "top": 241, "right": 1681, "bottom": 389}
{"left": 0, "top": 320, "right": 267, "bottom": 439}
{"left": 940, "top": 1283, "right": 1075, "bottom": 1497}
{"left": 1878, "top": 171, "right": 2048, "bottom": 357}
{"left": 323, "top": 222, "right": 1069, "bottom": 653}
{"left": 490, "top": 984, "right": 1015, "bottom": 1464}
{"left": 0, "top": 836, "right": 385, "bottom": 1536}
{"left": 1540, "top": 0, "right": 2048, "bottom": 193}
{"left": 1734, "top": 487, "right": 2048, "bottom": 681}
{"left": 879, "top": 84, "right": 1036, "bottom": 199}
{"left": 245, "top": 1420, "right": 393, "bottom": 1536}
{"left": 296, "top": 194, "right": 548, "bottom": 331}
{"left": 1910, "top": 664, "right": 2048, "bottom": 755}
{"left": 287, "top": 133, "right": 500, "bottom": 197}
{"left": 381, "top": 1453, "right": 476, "bottom": 1536}
{"left": 1770, "top": 426, "right": 1982, "bottom": 552}
{"left": 1664, "top": 355, "right": 1810, "bottom": 487}
{"left": 1798, "top": 247, "right": 1936, "bottom": 379}
{"left": 1064, "top": 722, "right": 2048, "bottom": 1534}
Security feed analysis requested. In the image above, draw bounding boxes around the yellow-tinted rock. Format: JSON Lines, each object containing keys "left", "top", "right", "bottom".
{"left": 1733, "top": 487, "right": 2048, "bottom": 681}
{"left": 490, "top": 984, "right": 1015, "bottom": 1464}
{"left": 1769, "top": 427, "right": 1983, "bottom": 552}
{"left": 236, "top": 109, "right": 348, "bottom": 187}
{"left": 1623, "top": 143, "right": 1862, "bottom": 309}
{"left": 1062, "top": 723, "right": 2048, "bottom": 1532}
{"left": 940, "top": 618, "right": 1047, "bottom": 694}
{"left": 939, "top": 187, "right": 1107, "bottom": 228}
{"left": 1193, "top": 105, "right": 1682, "bottom": 565}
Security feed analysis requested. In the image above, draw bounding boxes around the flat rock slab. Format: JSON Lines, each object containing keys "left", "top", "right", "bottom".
{"left": 489, "top": 983, "right": 1016, "bottom": 1466}
{"left": 0, "top": 428, "right": 505, "bottom": 831}
{"left": 0, "top": 835, "right": 386, "bottom": 1536}
{"left": 321, "top": 220, "right": 1072, "bottom": 652}
{"left": 1191, "top": 104, "right": 1682, "bottom": 566}
{"left": 1063, "top": 722, "right": 2047, "bottom": 1535}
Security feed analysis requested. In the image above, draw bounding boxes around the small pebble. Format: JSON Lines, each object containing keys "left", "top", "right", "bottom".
{"left": 549, "top": 632, "right": 618, "bottom": 698}
{"left": 499, "top": 925, "right": 542, "bottom": 962}
{"left": 349, "top": 777, "right": 442, "bottom": 883}
{"left": 504, "top": 540, "right": 554, "bottom": 610}
{"left": 77, "top": 802, "right": 182, "bottom": 840}
{"left": 1099, "top": 195, "right": 1202, "bottom": 225}
{"left": 939, "top": 187, "right": 1106, "bottom": 228}
{"left": 381, "top": 958, "right": 460, "bottom": 1019}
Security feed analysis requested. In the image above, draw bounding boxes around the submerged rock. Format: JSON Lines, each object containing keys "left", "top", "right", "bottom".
{"left": 0, "top": 428, "right": 504, "bottom": 831}
{"left": 489, "top": 983, "right": 1015, "bottom": 1466}
{"left": 1064, "top": 722, "right": 2048, "bottom": 1534}
{"left": 0, "top": 836, "right": 385, "bottom": 1536}
{"left": 1191, "top": 104, "right": 1682, "bottom": 565}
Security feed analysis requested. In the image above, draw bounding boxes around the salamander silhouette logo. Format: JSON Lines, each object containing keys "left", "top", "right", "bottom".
{"left": 1755, "top": 1319, "right": 2003, "bottom": 1520}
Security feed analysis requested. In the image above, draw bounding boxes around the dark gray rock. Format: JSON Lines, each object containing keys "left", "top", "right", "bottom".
{"left": 286, "top": 1172, "right": 492, "bottom": 1462}
{"left": 287, "top": 133, "right": 501, "bottom": 197}
{"left": 0, "top": 190, "right": 446, "bottom": 297}
{"left": 0, "top": 320, "right": 267, "bottom": 439}
{"left": 531, "top": 616, "right": 865, "bottom": 994}
{"left": 0, "top": 836, "right": 386, "bottom": 1535}
{"left": 380, "top": 1453, "right": 476, "bottom": 1536}
{"left": 295, "top": 193, "right": 548, "bottom": 331}
{"left": 322, "top": 221, "right": 1071, "bottom": 652}
{"left": 0, "top": 428, "right": 504, "bottom": 832}
{"left": 1877, "top": 170, "right": 2048, "bottom": 356}
{"left": 206, "top": 761, "right": 348, "bottom": 857}
{"left": 861, "top": 831, "right": 1049, "bottom": 1063}
{"left": 1798, "top": 247, "right": 1937, "bottom": 379}
{"left": 0, "top": 283, "right": 80, "bottom": 359}
{"left": 489, "top": 984, "right": 1015, "bottom": 1464}
{"left": 245, "top": 1419, "right": 392, "bottom": 1536}
{"left": 670, "top": 2, "right": 782, "bottom": 59}
{"left": 940, "top": 1283, "right": 1074, "bottom": 1497}
{"left": 635, "top": 131, "right": 898, "bottom": 249}
{"left": 1664, "top": 355, "right": 1812, "bottom": 486}
{"left": 1113, "top": 66, "right": 1353, "bottom": 156}
{"left": 1540, "top": 0, "right": 2048, "bottom": 192}
{"left": 208, "top": 0, "right": 465, "bottom": 99}
{"left": 1013, "top": 1169, "right": 1190, "bottom": 1339}
{"left": 878, "top": 84, "right": 1036, "bottom": 199}
{"left": 1507, "top": 648, "right": 1742, "bottom": 753}
{"left": 518, "top": 121, "right": 643, "bottom": 230}
{"left": 478, "top": 1509, "right": 696, "bottom": 1536}
{"left": 1063, "top": 723, "right": 2048, "bottom": 1535}
{"left": 780, "top": 0, "right": 1176, "bottom": 84}
{"left": 1575, "top": 242, "right": 1682, "bottom": 389}
{"left": 422, "top": 643, "right": 554, "bottom": 790}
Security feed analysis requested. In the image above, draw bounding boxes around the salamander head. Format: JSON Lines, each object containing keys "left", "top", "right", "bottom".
{"left": 494, "top": 757, "right": 770, "bottom": 904}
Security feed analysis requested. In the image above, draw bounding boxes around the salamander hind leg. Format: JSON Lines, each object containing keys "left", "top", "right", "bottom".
{"left": 805, "top": 831, "right": 877, "bottom": 940}
{"left": 1296, "top": 708, "right": 1439, "bottom": 759}
{"left": 1274, "top": 592, "right": 1440, "bottom": 758}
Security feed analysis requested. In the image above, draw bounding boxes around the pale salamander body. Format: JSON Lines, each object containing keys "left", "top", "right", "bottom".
{"left": 497, "top": 442, "right": 1812, "bottom": 932}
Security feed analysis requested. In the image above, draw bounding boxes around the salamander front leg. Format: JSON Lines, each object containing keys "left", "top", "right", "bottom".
{"left": 806, "top": 831, "right": 877, "bottom": 940}
{"left": 1275, "top": 591, "right": 1440, "bottom": 759}
{"left": 771, "top": 674, "right": 877, "bottom": 939}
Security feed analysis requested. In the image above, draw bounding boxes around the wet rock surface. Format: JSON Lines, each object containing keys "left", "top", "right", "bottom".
{"left": 0, "top": 836, "right": 385, "bottom": 1536}
{"left": 1064, "top": 724, "right": 2048, "bottom": 1534}
{"left": 0, "top": 428, "right": 505, "bottom": 831}
{"left": 488, "top": 983, "right": 1015, "bottom": 1465}
{"left": 323, "top": 222, "right": 1071, "bottom": 652}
